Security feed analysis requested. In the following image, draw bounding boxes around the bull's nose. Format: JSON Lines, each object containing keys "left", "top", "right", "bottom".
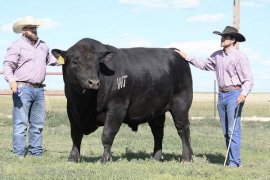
{"left": 88, "top": 80, "right": 100, "bottom": 87}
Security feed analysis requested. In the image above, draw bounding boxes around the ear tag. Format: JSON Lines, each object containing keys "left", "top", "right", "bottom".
{"left": 57, "top": 55, "right": 65, "bottom": 65}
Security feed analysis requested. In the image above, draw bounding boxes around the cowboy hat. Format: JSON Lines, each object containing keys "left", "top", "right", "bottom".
{"left": 213, "top": 26, "right": 246, "bottom": 42}
{"left": 12, "top": 16, "right": 44, "bottom": 34}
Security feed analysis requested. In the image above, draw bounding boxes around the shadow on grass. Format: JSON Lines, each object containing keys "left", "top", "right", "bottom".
{"left": 80, "top": 150, "right": 180, "bottom": 163}
{"left": 195, "top": 153, "right": 225, "bottom": 164}
{"left": 80, "top": 151, "right": 225, "bottom": 164}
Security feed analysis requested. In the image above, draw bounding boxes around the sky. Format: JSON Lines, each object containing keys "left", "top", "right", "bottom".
{"left": 0, "top": 0, "right": 270, "bottom": 92}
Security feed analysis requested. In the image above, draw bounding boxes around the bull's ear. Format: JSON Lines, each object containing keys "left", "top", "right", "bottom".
{"left": 51, "top": 49, "right": 65, "bottom": 59}
{"left": 52, "top": 49, "right": 66, "bottom": 64}
{"left": 98, "top": 51, "right": 115, "bottom": 63}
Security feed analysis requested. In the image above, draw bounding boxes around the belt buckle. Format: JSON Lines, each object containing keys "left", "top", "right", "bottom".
{"left": 220, "top": 86, "right": 231, "bottom": 92}
{"left": 223, "top": 86, "right": 230, "bottom": 92}
{"left": 32, "top": 83, "right": 38, "bottom": 88}
{"left": 33, "top": 83, "right": 45, "bottom": 88}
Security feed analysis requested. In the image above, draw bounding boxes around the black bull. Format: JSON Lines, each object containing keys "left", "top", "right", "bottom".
{"left": 52, "top": 38, "right": 193, "bottom": 163}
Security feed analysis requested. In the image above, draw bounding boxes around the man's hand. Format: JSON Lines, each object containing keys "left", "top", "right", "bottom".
{"left": 174, "top": 49, "right": 188, "bottom": 59}
{"left": 9, "top": 81, "right": 18, "bottom": 93}
{"left": 237, "top": 94, "right": 246, "bottom": 104}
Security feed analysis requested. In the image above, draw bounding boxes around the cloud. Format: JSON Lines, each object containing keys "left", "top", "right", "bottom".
{"left": 128, "top": 39, "right": 152, "bottom": 47}
{"left": 186, "top": 13, "right": 225, "bottom": 23}
{"left": 261, "top": 76, "right": 270, "bottom": 80}
{"left": 262, "top": 60, "right": 270, "bottom": 65}
{"left": 240, "top": 45, "right": 270, "bottom": 67}
{"left": 242, "top": 1, "right": 264, "bottom": 7}
{"left": 168, "top": 40, "right": 220, "bottom": 57}
{"left": 0, "top": 50, "right": 5, "bottom": 58}
{"left": 124, "top": 34, "right": 153, "bottom": 47}
{"left": 242, "top": 1, "right": 265, "bottom": 7}
{"left": 0, "top": 38, "right": 11, "bottom": 53}
{"left": 0, "top": 23, "right": 13, "bottom": 33}
{"left": 38, "top": 18, "right": 59, "bottom": 30}
{"left": 118, "top": 0, "right": 200, "bottom": 10}
{"left": 0, "top": 17, "right": 59, "bottom": 33}
{"left": 106, "top": 33, "right": 152, "bottom": 48}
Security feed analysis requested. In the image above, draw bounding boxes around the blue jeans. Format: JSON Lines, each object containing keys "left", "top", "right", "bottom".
{"left": 217, "top": 89, "right": 244, "bottom": 167}
{"left": 12, "top": 85, "right": 45, "bottom": 156}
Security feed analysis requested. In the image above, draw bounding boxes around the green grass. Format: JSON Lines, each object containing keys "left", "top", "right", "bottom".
{"left": 0, "top": 93, "right": 270, "bottom": 179}
{"left": 1, "top": 118, "right": 270, "bottom": 179}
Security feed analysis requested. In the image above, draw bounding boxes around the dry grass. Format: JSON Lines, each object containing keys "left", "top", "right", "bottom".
{"left": 191, "top": 92, "right": 270, "bottom": 118}
{"left": 1, "top": 92, "right": 269, "bottom": 120}
{"left": 193, "top": 92, "right": 270, "bottom": 103}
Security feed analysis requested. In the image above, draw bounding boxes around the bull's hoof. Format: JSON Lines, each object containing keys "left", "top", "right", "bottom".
{"left": 181, "top": 160, "right": 193, "bottom": 163}
{"left": 68, "top": 157, "right": 79, "bottom": 163}
{"left": 153, "top": 150, "right": 164, "bottom": 161}
{"left": 181, "top": 156, "right": 193, "bottom": 163}
{"left": 101, "top": 155, "right": 111, "bottom": 163}
{"left": 68, "top": 154, "right": 80, "bottom": 163}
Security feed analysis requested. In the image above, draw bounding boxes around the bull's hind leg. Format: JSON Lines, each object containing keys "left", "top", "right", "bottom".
{"left": 148, "top": 114, "right": 165, "bottom": 161}
{"left": 170, "top": 98, "right": 193, "bottom": 162}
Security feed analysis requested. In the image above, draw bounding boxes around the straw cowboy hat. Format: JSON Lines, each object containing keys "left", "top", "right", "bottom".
{"left": 213, "top": 26, "right": 246, "bottom": 42}
{"left": 12, "top": 16, "right": 44, "bottom": 34}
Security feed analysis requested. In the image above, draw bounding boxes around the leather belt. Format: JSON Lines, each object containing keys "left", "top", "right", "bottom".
{"left": 17, "top": 81, "right": 46, "bottom": 88}
{"left": 219, "top": 85, "right": 241, "bottom": 93}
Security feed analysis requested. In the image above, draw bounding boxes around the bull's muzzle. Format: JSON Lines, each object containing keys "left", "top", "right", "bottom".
{"left": 87, "top": 79, "right": 100, "bottom": 90}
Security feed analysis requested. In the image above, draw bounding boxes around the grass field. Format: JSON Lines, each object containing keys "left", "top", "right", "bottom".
{"left": 1, "top": 92, "right": 270, "bottom": 119}
{"left": 0, "top": 92, "right": 270, "bottom": 179}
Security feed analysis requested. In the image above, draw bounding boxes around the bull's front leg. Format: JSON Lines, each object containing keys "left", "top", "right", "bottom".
{"left": 101, "top": 111, "right": 124, "bottom": 163}
{"left": 68, "top": 125, "right": 83, "bottom": 163}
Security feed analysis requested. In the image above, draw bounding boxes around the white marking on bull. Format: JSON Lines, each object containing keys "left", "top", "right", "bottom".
{"left": 117, "top": 75, "right": 128, "bottom": 90}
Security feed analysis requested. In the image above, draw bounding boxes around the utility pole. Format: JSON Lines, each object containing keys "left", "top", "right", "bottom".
{"left": 233, "top": 0, "right": 240, "bottom": 49}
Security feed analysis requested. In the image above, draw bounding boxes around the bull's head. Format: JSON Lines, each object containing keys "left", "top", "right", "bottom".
{"left": 52, "top": 38, "right": 115, "bottom": 92}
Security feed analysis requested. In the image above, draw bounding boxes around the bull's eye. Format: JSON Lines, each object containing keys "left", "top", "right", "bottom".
{"left": 71, "top": 59, "right": 78, "bottom": 65}
{"left": 70, "top": 55, "right": 79, "bottom": 65}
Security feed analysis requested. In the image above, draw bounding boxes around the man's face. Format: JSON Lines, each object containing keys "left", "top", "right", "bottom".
{"left": 220, "top": 35, "right": 235, "bottom": 48}
{"left": 22, "top": 26, "right": 39, "bottom": 41}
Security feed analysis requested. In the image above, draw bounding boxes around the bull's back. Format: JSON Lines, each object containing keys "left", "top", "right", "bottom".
{"left": 120, "top": 47, "right": 192, "bottom": 92}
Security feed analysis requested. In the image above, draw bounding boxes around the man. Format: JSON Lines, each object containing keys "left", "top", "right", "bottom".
{"left": 3, "top": 16, "right": 63, "bottom": 158}
{"left": 175, "top": 26, "right": 254, "bottom": 167}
